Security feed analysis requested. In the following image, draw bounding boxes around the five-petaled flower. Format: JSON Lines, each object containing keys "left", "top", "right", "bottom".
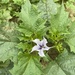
{"left": 31, "top": 37, "right": 51, "bottom": 57}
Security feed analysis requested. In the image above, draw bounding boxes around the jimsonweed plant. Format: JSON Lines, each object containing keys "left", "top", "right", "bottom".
{"left": 0, "top": 0, "right": 75, "bottom": 75}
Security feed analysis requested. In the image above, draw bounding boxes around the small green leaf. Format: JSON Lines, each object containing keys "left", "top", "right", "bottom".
{"left": 0, "top": 68, "right": 11, "bottom": 75}
{"left": 13, "top": 0, "right": 24, "bottom": 4}
{"left": 0, "top": 60, "right": 13, "bottom": 75}
{"left": 17, "top": 42, "right": 32, "bottom": 52}
{"left": 1, "top": 0, "right": 9, "bottom": 3}
{"left": 0, "top": 9, "right": 12, "bottom": 20}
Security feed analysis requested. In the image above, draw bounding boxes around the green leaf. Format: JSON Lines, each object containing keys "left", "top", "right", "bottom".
{"left": 13, "top": 0, "right": 24, "bottom": 4}
{"left": 66, "top": 0, "right": 75, "bottom": 12}
{"left": 38, "top": 0, "right": 57, "bottom": 19}
{"left": 45, "top": 50, "right": 75, "bottom": 75}
{"left": 66, "top": 37, "right": 75, "bottom": 53}
{"left": 66, "top": 21, "right": 75, "bottom": 53}
{"left": 50, "top": 4, "right": 69, "bottom": 32}
{"left": 0, "top": 9, "right": 12, "bottom": 20}
{"left": 1, "top": 0, "right": 9, "bottom": 3}
{"left": 0, "top": 22, "right": 18, "bottom": 62}
{"left": 0, "top": 41, "right": 18, "bottom": 62}
{"left": 0, "top": 68, "right": 11, "bottom": 75}
{"left": 53, "top": 0, "right": 59, "bottom": 2}
{"left": 45, "top": 61, "right": 66, "bottom": 75}
{"left": 19, "top": 0, "right": 47, "bottom": 37}
{"left": 48, "top": 4, "right": 70, "bottom": 50}
{"left": 0, "top": 60, "right": 13, "bottom": 75}
{"left": 10, "top": 54, "right": 43, "bottom": 75}
{"left": 17, "top": 42, "right": 32, "bottom": 52}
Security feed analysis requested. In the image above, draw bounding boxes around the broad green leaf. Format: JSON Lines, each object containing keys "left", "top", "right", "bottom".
{"left": 19, "top": 0, "right": 47, "bottom": 37}
{"left": 45, "top": 50, "right": 75, "bottom": 75}
{"left": 66, "top": 37, "right": 75, "bottom": 53}
{"left": 0, "top": 42, "right": 18, "bottom": 62}
{"left": 56, "top": 50, "right": 75, "bottom": 75}
{"left": 0, "top": 22, "right": 18, "bottom": 62}
{"left": 66, "top": 21, "right": 75, "bottom": 53}
{"left": 10, "top": 54, "right": 43, "bottom": 75}
{"left": 50, "top": 4, "right": 69, "bottom": 32}
{"left": 45, "top": 61, "right": 66, "bottom": 75}
{"left": 38, "top": 0, "right": 57, "bottom": 19}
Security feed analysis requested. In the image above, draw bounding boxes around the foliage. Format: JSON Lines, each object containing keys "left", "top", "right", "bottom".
{"left": 45, "top": 49, "right": 75, "bottom": 75}
{"left": 0, "top": 0, "right": 75, "bottom": 75}
{"left": 65, "top": 0, "right": 75, "bottom": 21}
{"left": 10, "top": 54, "right": 42, "bottom": 75}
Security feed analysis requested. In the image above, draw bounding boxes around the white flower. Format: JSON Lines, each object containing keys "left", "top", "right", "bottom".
{"left": 31, "top": 37, "right": 50, "bottom": 57}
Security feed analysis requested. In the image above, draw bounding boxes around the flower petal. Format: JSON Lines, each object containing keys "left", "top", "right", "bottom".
{"left": 43, "top": 46, "right": 50, "bottom": 51}
{"left": 33, "top": 39, "right": 40, "bottom": 45}
{"left": 31, "top": 45, "right": 40, "bottom": 52}
{"left": 41, "top": 37, "right": 47, "bottom": 46}
{"left": 38, "top": 50, "right": 45, "bottom": 57}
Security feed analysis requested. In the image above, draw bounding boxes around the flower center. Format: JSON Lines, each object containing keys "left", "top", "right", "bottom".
{"left": 39, "top": 44, "right": 45, "bottom": 50}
